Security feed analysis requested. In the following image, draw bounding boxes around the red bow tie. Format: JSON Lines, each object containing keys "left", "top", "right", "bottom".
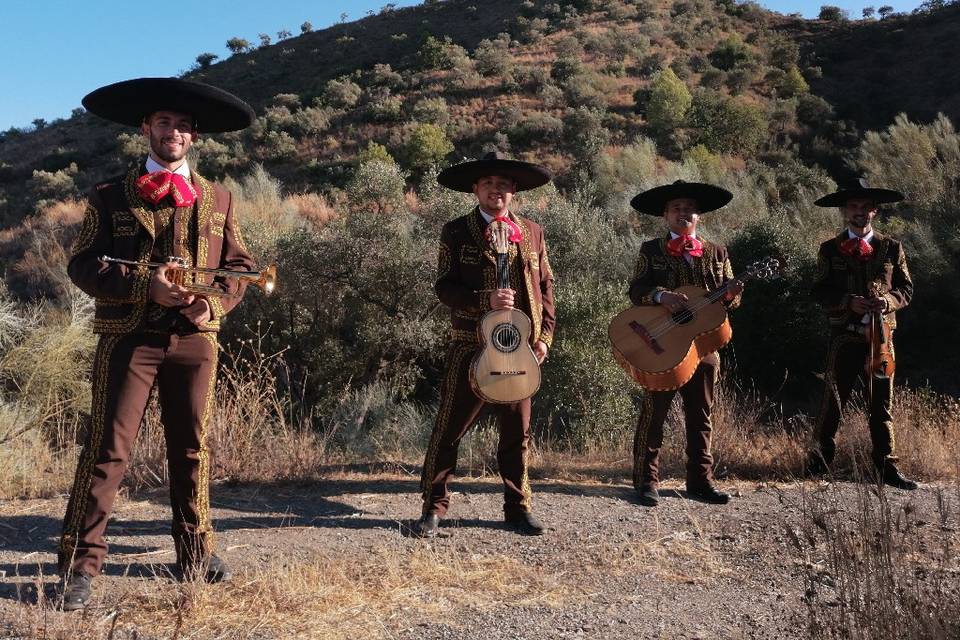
{"left": 136, "top": 171, "right": 197, "bottom": 207}
{"left": 666, "top": 234, "right": 703, "bottom": 258}
{"left": 485, "top": 215, "right": 523, "bottom": 243}
{"left": 840, "top": 237, "right": 873, "bottom": 261}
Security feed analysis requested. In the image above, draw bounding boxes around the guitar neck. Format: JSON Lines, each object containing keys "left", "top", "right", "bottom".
{"left": 496, "top": 252, "right": 510, "bottom": 290}
{"left": 704, "top": 268, "right": 762, "bottom": 303}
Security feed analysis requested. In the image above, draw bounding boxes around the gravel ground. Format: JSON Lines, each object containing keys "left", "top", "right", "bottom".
{"left": 0, "top": 475, "right": 948, "bottom": 639}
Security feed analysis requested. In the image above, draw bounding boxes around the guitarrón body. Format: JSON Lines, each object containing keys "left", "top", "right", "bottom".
{"left": 609, "top": 285, "right": 731, "bottom": 392}
{"left": 609, "top": 257, "right": 779, "bottom": 392}
{"left": 470, "top": 218, "right": 541, "bottom": 404}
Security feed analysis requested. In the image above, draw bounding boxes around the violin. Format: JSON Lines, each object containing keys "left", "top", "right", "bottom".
{"left": 865, "top": 283, "right": 895, "bottom": 379}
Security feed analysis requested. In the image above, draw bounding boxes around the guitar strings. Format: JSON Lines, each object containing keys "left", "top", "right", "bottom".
{"left": 641, "top": 261, "right": 773, "bottom": 339}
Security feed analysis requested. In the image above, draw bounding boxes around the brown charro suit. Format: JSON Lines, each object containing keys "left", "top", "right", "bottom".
{"left": 59, "top": 167, "right": 254, "bottom": 577}
{"left": 627, "top": 234, "right": 740, "bottom": 492}
{"left": 420, "top": 208, "right": 556, "bottom": 517}
{"left": 810, "top": 230, "right": 913, "bottom": 467}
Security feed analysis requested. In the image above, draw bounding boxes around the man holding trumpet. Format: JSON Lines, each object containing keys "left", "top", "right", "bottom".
{"left": 58, "top": 78, "right": 257, "bottom": 610}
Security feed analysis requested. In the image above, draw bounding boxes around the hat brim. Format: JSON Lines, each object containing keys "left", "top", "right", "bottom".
{"left": 436, "top": 158, "right": 552, "bottom": 193}
{"left": 82, "top": 78, "right": 256, "bottom": 133}
{"left": 630, "top": 182, "right": 733, "bottom": 216}
{"left": 814, "top": 188, "right": 904, "bottom": 207}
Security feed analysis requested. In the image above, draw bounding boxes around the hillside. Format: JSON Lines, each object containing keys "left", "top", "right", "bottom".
{"left": 2, "top": 0, "right": 959, "bottom": 229}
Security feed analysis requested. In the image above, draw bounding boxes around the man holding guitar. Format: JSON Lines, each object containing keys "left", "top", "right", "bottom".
{"left": 626, "top": 180, "right": 744, "bottom": 507}
{"left": 806, "top": 179, "right": 917, "bottom": 490}
{"left": 413, "top": 152, "right": 557, "bottom": 537}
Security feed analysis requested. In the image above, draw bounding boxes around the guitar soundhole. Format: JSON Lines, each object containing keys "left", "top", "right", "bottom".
{"left": 672, "top": 309, "right": 694, "bottom": 325}
{"left": 492, "top": 323, "right": 522, "bottom": 353}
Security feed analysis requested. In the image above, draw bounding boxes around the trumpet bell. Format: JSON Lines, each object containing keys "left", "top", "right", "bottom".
{"left": 256, "top": 265, "right": 277, "bottom": 295}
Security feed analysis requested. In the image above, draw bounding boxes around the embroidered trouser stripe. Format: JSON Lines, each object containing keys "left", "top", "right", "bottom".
{"left": 813, "top": 333, "right": 896, "bottom": 466}
{"left": 632, "top": 353, "right": 720, "bottom": 490}
{"left": 420, "top": 343, "right": 533, "bottom": 517}
{"left": 58, "top": 332, "right": 219, "bottom": 576}
{"left": 59, "top": 334, "right": 123, "bottom": 575}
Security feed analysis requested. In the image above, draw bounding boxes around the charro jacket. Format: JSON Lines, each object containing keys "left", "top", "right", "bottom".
{"left": 435, "top": 208, "right": 556, "bottom": 348}
{"left": 68, "top": 167, "right": 255, "bottom": 334}
{"left": 628, "top": 234, "right": 741, "bottom": 309}
{"left": 811, "top": 230, "right": 912, "bottom": 330}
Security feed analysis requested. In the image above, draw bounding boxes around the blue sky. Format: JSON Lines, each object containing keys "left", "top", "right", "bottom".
{"left": 0, "top": 0, "right": 924, "bottom": 131}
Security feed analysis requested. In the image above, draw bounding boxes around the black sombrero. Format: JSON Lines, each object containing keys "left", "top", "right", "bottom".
{"left": 814, "top": 178, "right": 904, "bottom": 208}
{"left": 630, "top": 179, "right": 733, "bottom": 216}
{"left": 436, "top": 151, "right": 552, "bottom": 193}
{"left": 82, "top": 77, "right": 256, "bottom": 133}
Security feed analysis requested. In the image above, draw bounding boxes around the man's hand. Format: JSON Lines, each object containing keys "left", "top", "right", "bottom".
{"left": 849, "top": 295, "right": 886, "bottom": 314}
{"left": 490, "top": 288, "right": 516, "bottom": 310}
{"left": 724, "top": 279, "right": 745, "bottom": 301}
{"left": 533, "top": 340, "right": 548, "bottom": 364}
{"left": 180, "top": 298, "right": 212, "bottom": 327}
{"left": 149, "top": 262, "right": 194, "bottom": 308}
{"left": 659, "top": 290, "right": 689, "bottom": 313}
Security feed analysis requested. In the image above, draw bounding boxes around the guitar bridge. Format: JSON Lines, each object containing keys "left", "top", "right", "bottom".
{"left": 629, "top": 321, "right": 664, "bottom": 355}
{"left": 491, "top": 371, "right": 526, "bottom": 376}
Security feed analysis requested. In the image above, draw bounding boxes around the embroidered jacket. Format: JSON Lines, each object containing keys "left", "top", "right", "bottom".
{"left": 435, "top": 208, "right": 556, "bottom": 348}
{"left": 811, "top": 231, "right": 912, "bottom": 330}
{"left": 628, "top": 234, "right": 741, "bottom": 309}
{"left": 68, "top": 167, "right": 255, "bottom": 334}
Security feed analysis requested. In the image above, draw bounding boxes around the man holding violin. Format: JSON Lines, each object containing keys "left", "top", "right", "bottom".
{"left": 807, "top": 179, "right": 917, "bottom": 490}
{"left": 58, "top": 78, "right": 257, "bottom": 610}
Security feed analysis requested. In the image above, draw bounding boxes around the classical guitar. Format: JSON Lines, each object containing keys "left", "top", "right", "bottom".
{"left": 609, "top": 257, "right": 780, "bottom": 391}
{"left": 470, "top": 218, "right": 541, "bottom": 403}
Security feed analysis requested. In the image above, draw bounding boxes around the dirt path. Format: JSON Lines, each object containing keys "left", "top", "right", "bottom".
{"left": 0, "top": 475, "right": 949, "bottom": 639}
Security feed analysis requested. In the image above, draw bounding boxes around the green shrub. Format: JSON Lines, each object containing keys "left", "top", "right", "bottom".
{"left": 687, "top": 90, "right": 768, "bottom": 155}
{"left": 646, "top": 68, "right": 692, "bottom": 134}
{"left": 416, "top": 35, "right": 470, "bottom": 71}
{"left": 708, "top": 35, "right": 754, "bottom": 71}
{"left": 401, "top": 123, "right": 454, "bottom": 175}
{"left": 321, "top": 78, "right": 362, "bottom": 109}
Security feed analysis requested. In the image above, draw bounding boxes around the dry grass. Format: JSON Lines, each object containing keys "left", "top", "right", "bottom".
{"left": 5, "top": 544, "right": 570, "bottom": 640}
{"left": 798, "top": 476, "right": 960, "bottom": 639}
{"left": 0, "top": 494, "right": 736, "bottom": 640}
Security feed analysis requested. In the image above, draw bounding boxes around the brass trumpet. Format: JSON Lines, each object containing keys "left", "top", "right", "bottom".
{"left": 99, "top": 255, "right": 277, "bottom": 297}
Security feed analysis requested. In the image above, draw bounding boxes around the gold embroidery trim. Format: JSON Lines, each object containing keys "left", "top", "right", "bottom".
{"left": 59, "top": 334, "right": 123, "bottom": 567}
{"left": 73, "top": 203, "right": 99, "bottom": 254}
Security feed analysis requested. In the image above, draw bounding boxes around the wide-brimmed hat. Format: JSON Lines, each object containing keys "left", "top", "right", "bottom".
{"left": 436, "top": 151, "right": 552, "bottom": 193}
{"left": 82, "top": 77, "right": 256, "bottom": 133}
{"left": 814, "top": 178, "right": 904, "bottom": 208}
{"left": 630, "top": 179, "right": 732, "bottom": 216}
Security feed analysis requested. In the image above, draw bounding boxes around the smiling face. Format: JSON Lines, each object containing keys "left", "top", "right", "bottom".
{"left": 141, "top": 110, "right": 196, "bottom": 169}
{"left": 842, "top": 197, "right": 878, "bottom": 235}
{"left": 472, "top": 174, "right": 517, "bottom": 216}
{"left": 663, "top": 197, "right": 701, "bottom": 235}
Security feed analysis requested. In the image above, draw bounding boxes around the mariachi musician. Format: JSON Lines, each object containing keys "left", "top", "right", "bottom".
{"left": 627, "top": 180, "right": 744, "bottom": 507}
{"left": 807, "top": 179, "right": 917, "bottom": 490}
{"left": 413, "top": 152, "right": 556, "bottom": 538}
{"left": 59, "top": 77, "right": 257, "bottom": 610}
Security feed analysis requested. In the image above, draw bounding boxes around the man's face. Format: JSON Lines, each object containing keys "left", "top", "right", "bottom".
{"left": 472, "top": 175, "right": 516, "bottom": 214}
{"left": 842, "top": 197, "right": 878, "bottom": 231}
{"left": 663, "top": 197, "right": 700, "bottom": 235}
{"left": 141, "top": 110, "right": 196, "bottom": 165}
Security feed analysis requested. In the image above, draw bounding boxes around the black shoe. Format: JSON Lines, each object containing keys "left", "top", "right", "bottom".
{"left": 60, "top": 572, "right": 93, "bottom": 611}
{"left": 686, "top": 482, "right": 730, "bottom": 505}
{"left": 411, "top": 513, "right": 440, "bottom": 538}
{"left": 636, "top": 484, "right": 659, "bottom": 507}
{"left": 180, "top": 553, "right": 233, "bottom": 583}
{"left": 881, "top": 465, "right": 918, "bottom": 491}
{"left": 806, "top": 454, "right": 830, "bottom": 478}
{"left": 504, "top": 510, "right": 546, "bottom": 536}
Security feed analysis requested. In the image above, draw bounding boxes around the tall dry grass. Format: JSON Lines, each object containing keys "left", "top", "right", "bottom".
{"left": 799, "top": 474, "right": 960, "bottom": 639}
